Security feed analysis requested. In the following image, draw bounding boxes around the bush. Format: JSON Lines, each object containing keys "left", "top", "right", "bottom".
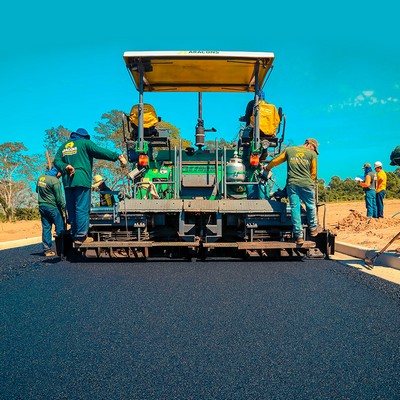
{"left": 14, "top": 207, "right": 40, "bottom": 221}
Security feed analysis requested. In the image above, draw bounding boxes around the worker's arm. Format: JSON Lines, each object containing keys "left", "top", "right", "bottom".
{"left": 310, "top": 158, "right": 317, "bottom": 181}
{"left": 264, "top": 150, "right": 287, "bottom": 171}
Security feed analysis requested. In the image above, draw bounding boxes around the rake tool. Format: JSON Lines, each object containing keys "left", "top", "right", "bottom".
{"left": 364, "top": 230, "right": 400, "bottom": 268}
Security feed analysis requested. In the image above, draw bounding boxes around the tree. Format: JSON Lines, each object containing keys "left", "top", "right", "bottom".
{"left": 90, "top": 110, "right": 129, "bottom": 191}
{"left": 386, "top": 172, "right": 400, "bottom": 198}
{"left": 91, "top": 111, "right": 190, "bottom": 191}
{"left": 0, "top": 142, "right": 40, "bottom": 221}
{"left": 93, "top": 110, "right": 125, "bottom": 152}
{"left": 43, "top": 125, "right": 71, "bottom": 159}
{"left": 204, "top": 138, "right": 236, "bottom": 150}
{"left": 316, "top": 178, "right": 327, "bottom": 202}
{"left": 157, "top": 121, "right": 191, "bottom": 149}
{"left": 326, "top": 176, "right": 364, "bottom": 202}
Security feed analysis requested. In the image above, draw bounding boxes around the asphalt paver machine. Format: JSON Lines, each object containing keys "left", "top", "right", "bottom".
{"left": 66, "top": 50, "right": 335, "bottom": 260}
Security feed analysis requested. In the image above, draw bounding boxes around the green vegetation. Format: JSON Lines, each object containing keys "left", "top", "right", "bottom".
{"left": 317, "top": 170, "right": 400, "bottom": 202}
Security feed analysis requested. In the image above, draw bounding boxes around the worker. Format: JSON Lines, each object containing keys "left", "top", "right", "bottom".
{"left": 359, "top": 163, "right": 377, "bottom": 218}
{"left": 54, "top": 128, "right": 127, "bottom": 245}
{"left": 263, "top": 138, "right": 320, "bottom": 245}
{"left": 36, "top": 166, "right": 65, "bottom": 256}
{"left": 241, "top": 90, "right": 280, "bottom": 137}
{"left": 92, "top": 174, "right": 116, "bottom": 207}
{"left": 243, "top": 99, "right": 255, "bottom": 127}
{"left": 374, "top": 161, "right": 387, "bottom": 218}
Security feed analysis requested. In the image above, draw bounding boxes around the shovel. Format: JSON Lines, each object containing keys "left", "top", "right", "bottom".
{"left": 364, "top": 230, "right": 400, "bottom": 268}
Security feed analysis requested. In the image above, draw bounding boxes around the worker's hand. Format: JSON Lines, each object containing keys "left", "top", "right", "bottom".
{"left": 118, "top": 154, "right": 127, "bottom": 167}
{"left": 65, "top": 165, "right": 75, "bottom": 176}
{"left": 259, "top": 168, "right": 272, "bottom": 181}
{"left": 262, "top": 167, "right": 272, "bottom": 180}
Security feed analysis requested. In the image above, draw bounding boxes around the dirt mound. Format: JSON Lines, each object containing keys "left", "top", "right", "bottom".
{"left": 333, "top": 211, "right": 400, "bottom": 232}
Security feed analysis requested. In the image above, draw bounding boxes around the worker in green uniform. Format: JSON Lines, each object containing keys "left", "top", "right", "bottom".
{"left": 263, "top": 138, "right": 320, "bottom": 245}
{"left": 54, "top": 128, "right": 127, "bottom": 244}
{"left": 36, "top": 166, "right": 65, "bottom": 256}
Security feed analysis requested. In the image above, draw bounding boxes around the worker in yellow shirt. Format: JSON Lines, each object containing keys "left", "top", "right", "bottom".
{"left": 374, "top": 161, "right": 387, "bottom": 218}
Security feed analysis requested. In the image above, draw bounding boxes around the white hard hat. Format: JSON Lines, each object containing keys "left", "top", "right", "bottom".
{"left": 374, "top": 161, "right": 383, "bottom": 168}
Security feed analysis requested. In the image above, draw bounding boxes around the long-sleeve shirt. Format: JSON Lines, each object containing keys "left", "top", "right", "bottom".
{"left": 36, "top": 175, "right": 65, "bottom": 209}
{"left": 265, "top": 145, "right": 317, "bottom": 187}
{"left": 54, "top": 138, "right": 119, "bottom": 189}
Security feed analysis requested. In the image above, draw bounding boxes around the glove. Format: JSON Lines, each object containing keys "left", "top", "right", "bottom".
{"left": 65, "top": 165, "right": 75, "bottom": 176}
{"left": 118, "top": 154, "right": 127, "bottom": 167}
{"left": 261, "top": 169, "right": 272, "bottom": 181}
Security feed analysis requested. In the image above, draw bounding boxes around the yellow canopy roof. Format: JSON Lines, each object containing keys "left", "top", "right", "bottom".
{"left": 123, "top": 51, "right": 275, "bottom": 93}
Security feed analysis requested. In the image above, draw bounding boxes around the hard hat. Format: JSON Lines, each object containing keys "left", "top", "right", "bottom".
{"left": 374, "top": 161, "right": 382, "bottom": 168}
{"left": 92, "top": 174, "right": 105, "bottom": 188}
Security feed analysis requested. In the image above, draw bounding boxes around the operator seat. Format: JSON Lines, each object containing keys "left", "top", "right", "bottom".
{"left": 239, "top": 103, "right": 282, "bottom": 149}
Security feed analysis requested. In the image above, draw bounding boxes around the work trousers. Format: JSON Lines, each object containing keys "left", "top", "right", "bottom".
{"left": 39, "top": 205, "right": 64, "bottom": 252}
{"left": 287, "top": 184, "right": 318, "bottom": 240}
{"left": 65, "top": 187, "right": 91, "bottom": 241}
{"left": 376, "top": 190, "right": 386, "bottom": 218}
{"left": 364, "top": 189, "right": 377, "bottom": 218}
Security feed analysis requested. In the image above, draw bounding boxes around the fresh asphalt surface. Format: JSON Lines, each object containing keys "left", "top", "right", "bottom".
{"left": 1, "top": 244, "right": 399, "bottom": 400}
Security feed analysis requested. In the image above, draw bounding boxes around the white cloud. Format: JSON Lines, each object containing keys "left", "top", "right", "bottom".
{"left": 328, "top": 89, "right": 399, "bottom": 111}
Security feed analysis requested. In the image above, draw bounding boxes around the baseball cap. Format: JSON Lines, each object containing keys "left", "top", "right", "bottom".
{"left": 363, "top": 163, "right": 371, "bottom": 169}
{"left": 306, "top": 138, "right": 319, "bottom": 154}
{"left": 374, "top": 161, "right": 382, "bottom": 168}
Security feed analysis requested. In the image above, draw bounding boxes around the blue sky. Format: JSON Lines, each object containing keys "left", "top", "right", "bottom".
{"left": 1, "top": 1, "right": 399, "bottom": 186}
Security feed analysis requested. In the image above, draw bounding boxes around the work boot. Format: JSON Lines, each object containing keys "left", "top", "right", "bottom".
{"left": 74, "top": 237, "right": 94, "bottom": 245}
{"left": 310, "top": 226, "right": 322, "bottom": 237}
{"left": 295, "top": 237, "right": 304, "bottom": 245}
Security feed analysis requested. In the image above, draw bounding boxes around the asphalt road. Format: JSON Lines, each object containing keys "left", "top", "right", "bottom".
{"left": 1, "top": 244, "right": 399, "bottom": 400}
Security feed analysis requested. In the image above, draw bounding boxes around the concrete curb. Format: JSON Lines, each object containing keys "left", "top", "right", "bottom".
{"left": 336, "top": 241, "right": 400, "bottom": 270}
{"left": 0, "top": 237, "right": 42, "bottom": 250}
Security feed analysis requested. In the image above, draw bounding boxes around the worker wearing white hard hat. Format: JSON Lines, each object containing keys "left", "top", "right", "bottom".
{"left": 374, "top": 161, "right": 387, "bottom": 218}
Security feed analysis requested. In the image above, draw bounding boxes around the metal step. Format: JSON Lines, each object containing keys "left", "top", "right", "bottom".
{"left": 75, "top": 240, "right": 315, "bottom": 250}
{"left": 74, "top": 241, "right": 200, "bottom": 249}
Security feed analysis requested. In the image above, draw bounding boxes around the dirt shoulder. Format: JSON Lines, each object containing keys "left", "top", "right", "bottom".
{"left": 0, "top": 220, "right": 41, "bottom": 242}
{"left": 322, "top": 199, "right": 400, "bottom": 252}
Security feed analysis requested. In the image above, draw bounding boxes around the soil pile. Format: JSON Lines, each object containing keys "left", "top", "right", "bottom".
{"left": 331, "top": 210, "right": 400, "bottom": 251}
{"left": 334, "top": 211, "right": 400, "bottom": 233}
